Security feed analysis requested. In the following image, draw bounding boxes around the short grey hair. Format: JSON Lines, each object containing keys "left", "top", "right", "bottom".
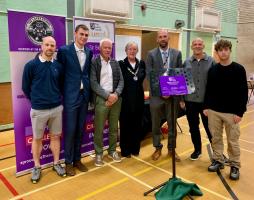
{"left": 99, "top": 38, "right": 113, "bottom": 48}
{"left": 125, "top": 41, "right": 138, "bottom": 52}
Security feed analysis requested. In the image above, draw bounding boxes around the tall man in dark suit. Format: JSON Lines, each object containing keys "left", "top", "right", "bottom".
{"left": 57, "top": 24, "right": 93, "bottom": 176}
{"left": 146, "top": 29, "right": 182, "bottom": 161}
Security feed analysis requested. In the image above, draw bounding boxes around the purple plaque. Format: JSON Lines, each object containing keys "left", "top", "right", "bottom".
{"left": 159, "top": 75, "right": 188, "bottom": 96}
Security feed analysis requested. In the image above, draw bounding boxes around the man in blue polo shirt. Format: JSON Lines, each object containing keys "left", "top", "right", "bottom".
{"left": 22, "top": 36, "right": 66, "bottom": 183}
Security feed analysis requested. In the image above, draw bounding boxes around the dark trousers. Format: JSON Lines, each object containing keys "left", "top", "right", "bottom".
{"left": 185, "top": 101, "right": 212, "bottom": 153}
{"left": 64, "top": 95, "right": 88, "bottom": 164}
{"left": 150, "top": 96, "right": 178, "bottom": 150}
{"left": 119, "top": 110, "right": 143, "bottom": 156}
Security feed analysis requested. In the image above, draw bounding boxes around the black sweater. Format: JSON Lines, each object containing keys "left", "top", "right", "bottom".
{"left": 204, "top": 62, "right": 248, "bottom": 117}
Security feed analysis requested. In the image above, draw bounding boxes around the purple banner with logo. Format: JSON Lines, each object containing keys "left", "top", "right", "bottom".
{"left": 159, "top": 75, "right": 188, "bottom": 96}
{"left": 73, "top": 17, "right": 115, "bottom": 58}
{"left": 8, "top": 10, "right": 66, "bottom": 175}
{"left": 8, "top": 10, "right": 65, "bottom": 52}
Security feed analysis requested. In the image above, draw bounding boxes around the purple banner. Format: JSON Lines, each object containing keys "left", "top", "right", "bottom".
{"left": 74, "top": 17, "right": 115, "bottom": 59}
{"left": 8, "top": 10, "right": 66, "bottom": 175}
{"left": 8, "top": 10, "right": 66, "bottom": 52}
{"left": 159, "top": 75, "right": 188, "bottom": 96}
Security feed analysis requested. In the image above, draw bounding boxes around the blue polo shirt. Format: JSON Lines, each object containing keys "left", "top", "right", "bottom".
{"left": 22, "top": 56, "right": 63, "bottom": 109}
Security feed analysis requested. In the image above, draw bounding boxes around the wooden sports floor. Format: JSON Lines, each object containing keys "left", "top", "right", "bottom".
{"left": 1, "top": 102, "right": 254, "bottom": 200}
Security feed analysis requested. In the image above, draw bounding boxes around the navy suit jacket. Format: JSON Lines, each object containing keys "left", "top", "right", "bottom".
{"left": 57, "top": 43, "right": 93, "bottom": 109}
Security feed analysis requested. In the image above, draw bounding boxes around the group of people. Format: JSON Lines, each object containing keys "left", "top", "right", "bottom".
{"left": 22, "top": 25, "right": 248, "bottom": 184}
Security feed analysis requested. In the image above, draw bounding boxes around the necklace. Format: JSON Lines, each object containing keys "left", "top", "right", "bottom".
{"left": 127, "top": 65, "right": 139, "bottom": 81}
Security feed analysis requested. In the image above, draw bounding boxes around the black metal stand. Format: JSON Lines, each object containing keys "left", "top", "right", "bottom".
{"left": 144, "top": 97, "right": 177, "bottom": 196}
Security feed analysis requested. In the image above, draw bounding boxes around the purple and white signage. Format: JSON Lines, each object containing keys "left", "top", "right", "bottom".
{"left": 8, "top": 10, "right": 66, "bottom": 175}
{"left": 73, "top": 17, "right": 115, "bottom": 58}
{"left": 159, "top": 75, "right": 188, "bottom": 96}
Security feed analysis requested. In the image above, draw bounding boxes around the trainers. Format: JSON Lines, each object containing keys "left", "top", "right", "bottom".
{"left": 108, "top": 151, "right": 121, "bottom": 163}
{"left": 95, "top": 154, "right": 104, "bottom": 167}
{"left": 230, "top": 166, "right": 240, "bottom": 180}
{"left": 190, "top": 151, "right": 202, "bottom": 161}
{"left": 208, "top": 160, "right": 224, "bottom": 172}
{"left": 31, "top": 166, "right": 41, "bottom": 184}
{"left": 53, "top": 163, "right": 66, "bottom": 177}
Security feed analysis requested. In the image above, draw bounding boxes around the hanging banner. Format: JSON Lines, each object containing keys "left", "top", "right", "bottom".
{"left": 73, "top": 17, "right": 116, "bottom": 155}
{"left": 8, "top": 10, "right": 66, "bottom": 175}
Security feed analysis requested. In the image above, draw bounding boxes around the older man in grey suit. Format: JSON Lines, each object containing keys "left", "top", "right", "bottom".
{"left": 90, "top": 38, "right": 124, "bottom": 167}
{"left": 146, "top": 29, "right": 183, "bottom": 161}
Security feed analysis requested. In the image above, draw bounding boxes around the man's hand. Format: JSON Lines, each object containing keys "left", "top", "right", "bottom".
{"left": 203, "top": 109, "right": 208, "bottom": 116}
{"left": 162, "top": 96, "right": 170, "bottom": 99}
{"left": 233, "top": 115, "right": 242, "bottom": 124}
{"left": 107, "top": 93, "right": 118, "bottom": 105}
{"left": 105, "top": 100, "right": 112, "bottom": 107}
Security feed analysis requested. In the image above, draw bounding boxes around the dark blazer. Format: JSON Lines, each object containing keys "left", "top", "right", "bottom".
{"left": 119, "top": 57, "right": 146, "bottom": 113}
{"left": 146, "top": 47, "right": 182, "bottom": 97}
{"left": 57, "top": 43, "right": 93, "bottom": 109}
{"left": 90, "top": 56, "right": 124, "bottom": 103}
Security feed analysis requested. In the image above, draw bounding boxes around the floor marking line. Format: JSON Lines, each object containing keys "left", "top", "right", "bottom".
{"left": 132, "top": 156, "right": 231, "bottom": 200}
{"left": 9, "top": 160, "right": 117, "bottom": 200}
{"left": 77, "top": 177, "right": 129, "bottom": 200}
{"left": 107, "top": 163, "right": 153, "bottom": 189}
{"left": 0, "top": 142, "right": 14, "bottom": 147}
{"left": 239, "top": 139, "right": 254, "bottom": 144}
{"left": 0, "top": 172, "right": 22, "bottom": 199}
{"left": 77, "top": 162, "right": 154, "bottom": 200}
{"left": 0, "top": 165, "right": 16, "bottom": 172}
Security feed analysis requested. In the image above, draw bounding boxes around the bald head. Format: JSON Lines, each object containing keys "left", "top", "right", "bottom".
{"left": 41, "top": 36, "right": 56, "bottom": 60}
{"left": 157, "top": 29, "right": 169, "bottom": 49}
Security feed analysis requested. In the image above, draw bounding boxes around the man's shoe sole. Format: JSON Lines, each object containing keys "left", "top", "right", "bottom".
{"left": 190, "top": 154, "right": 202, "bottom": 161}
{"left": 230, "top": 175, "right": 239, "bottom": 180}
{"left": 95, "top": 163, "right": 104, "bottom": 167}
{"left": 108, "top": 155, "right": 122, "bottom": 163}
{"left": 31, "top": 179, "right": 40, "bottom": 184}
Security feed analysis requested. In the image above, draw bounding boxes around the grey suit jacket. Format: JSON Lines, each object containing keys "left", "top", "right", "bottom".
{"left": 90, "top": 56, "right": 124, "bottom": 103}
{"left": 146, "top": 47, "right": 182, "bottom": 97}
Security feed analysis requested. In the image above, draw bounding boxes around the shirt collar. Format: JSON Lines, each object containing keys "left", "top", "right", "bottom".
{"left": 74, "top": 43, "right": 85, "bottom": 52}
{"left": 190, "top": 52, "right": 208, "bottom": 62}
{"left": 100, "top": 55, "right": 110, "bottom": 63}
{"left": 159, "top": 48, "right": 169, "bottom": 54}
{"left": 39, "top": 55, "right": 54, "bottom": 63}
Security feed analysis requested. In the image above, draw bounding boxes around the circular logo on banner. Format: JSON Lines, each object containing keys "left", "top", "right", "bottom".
{"left": 25, "top": 16, "right": 54, "bottom": 45}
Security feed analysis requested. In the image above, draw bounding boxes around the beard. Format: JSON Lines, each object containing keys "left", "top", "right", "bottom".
{"left": 159, "top": 41, "right": 168, "bottom": 49}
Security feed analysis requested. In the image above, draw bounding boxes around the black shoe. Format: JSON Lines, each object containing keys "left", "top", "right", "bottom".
{"left": 230, "top": 166, "right": 240, "bottom": 180}
{"left": 208, "top": 160, "right": 224, "bottom": 172}
{"left": 190, "top": 151, "right": 201, "bottom": 161}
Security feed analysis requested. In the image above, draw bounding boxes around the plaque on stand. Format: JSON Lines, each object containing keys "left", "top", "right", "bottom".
{"left": 144, "top": 68, "right": 203, "bottom": 199}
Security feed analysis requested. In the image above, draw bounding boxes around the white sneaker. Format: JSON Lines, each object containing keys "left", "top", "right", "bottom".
{"left": 108, "top": 151, "right": 121, "bottom": 163}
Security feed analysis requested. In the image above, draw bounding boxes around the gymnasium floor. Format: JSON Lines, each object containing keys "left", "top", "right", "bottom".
{"left": 0, "top": 102, "right": 254, "bottom": 200}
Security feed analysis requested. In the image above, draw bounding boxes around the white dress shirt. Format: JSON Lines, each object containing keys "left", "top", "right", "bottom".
{"left": 100, "top": 56, "right": 113, "bottom": 93}
{"left": 74, "top": 43, "right": 86, "bottom": 89}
